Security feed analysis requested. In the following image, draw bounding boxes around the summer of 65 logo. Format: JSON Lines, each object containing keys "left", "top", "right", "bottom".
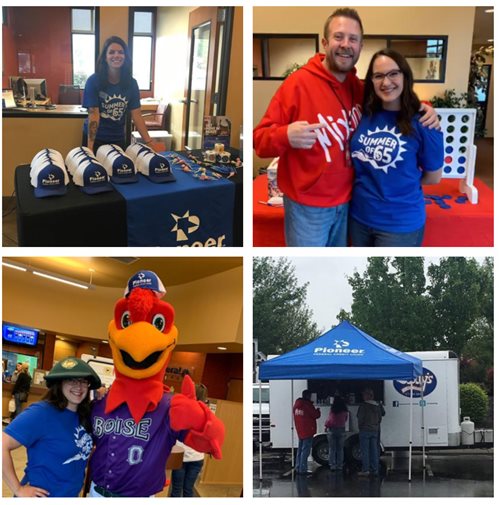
{"left": 351, "top": 126, "right": 407, "bottom": 174}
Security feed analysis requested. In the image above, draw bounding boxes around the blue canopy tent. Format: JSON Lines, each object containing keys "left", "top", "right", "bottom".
{"left": 260, "top": 320, "right": 423, "bottom": 380}
{"left": 257, "top": 321, "right": 424, "bottom": 481}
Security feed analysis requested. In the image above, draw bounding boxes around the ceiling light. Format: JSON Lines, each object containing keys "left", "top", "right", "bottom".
{"left": 101, "top": 340, "right": 108, "bottom": 344}
{"left": 33, "top": 270, "right": 89, "bottom": 289}
{"left": 2, "top": 261, "right": 28, "bottom": 272}
{"left": 217, "top": 346, "right": 227, "bottom": 351}
{"left": 485, "top": 9, "right": 493, "bottom": 13}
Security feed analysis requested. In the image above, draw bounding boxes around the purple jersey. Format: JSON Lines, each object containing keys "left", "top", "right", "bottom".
{"left": 90, "top": 393, "right": 183, "bottom": 497}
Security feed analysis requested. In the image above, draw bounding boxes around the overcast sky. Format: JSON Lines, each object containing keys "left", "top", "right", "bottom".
{"left": 289, "top": 257, "right": 367, "bottom": 332}
{"left": 288, "top": 256, "right": 489, "bottom": 333}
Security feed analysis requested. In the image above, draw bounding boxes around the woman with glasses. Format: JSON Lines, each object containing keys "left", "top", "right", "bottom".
{"left": 2, "top": 357, "right": 101, "bottom": 497}
{"left": 349, "top": 49, "right": 444, "bottom": 246}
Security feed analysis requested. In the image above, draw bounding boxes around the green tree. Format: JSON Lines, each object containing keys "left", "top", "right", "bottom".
{"left": 337, "top": 257, "right": 493, "bottom": 369}
{"left": 338, "top": 257, "right": 433, "bottom": 350}
{"left": 427, "top": 258, "right": 487, "bottom": 356}
{"left": 254, "top": 257, "right": 319, "bottom": 355}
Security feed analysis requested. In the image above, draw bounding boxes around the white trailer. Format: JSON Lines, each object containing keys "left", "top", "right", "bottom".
{"left": 267, "top": 351, "right": 486, "bottom": 466}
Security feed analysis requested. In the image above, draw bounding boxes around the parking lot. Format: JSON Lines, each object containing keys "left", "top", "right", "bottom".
{"left": 253, "top": 448, "right": 493, "bottom": 497}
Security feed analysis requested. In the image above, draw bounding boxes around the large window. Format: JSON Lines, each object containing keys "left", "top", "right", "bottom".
{"left": 358, "top": 35, "right": 448, "bottom": 83}
{"left": 130, "top": 8, "right": 156, "bottom": 91}
{"left": 253, "top": 34, "right": 319, "bottom": 80}
{"left": 71, "top": 8, "right": 97, "bottom": 88}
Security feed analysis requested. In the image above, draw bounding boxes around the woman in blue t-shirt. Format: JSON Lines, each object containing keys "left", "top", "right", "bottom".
{"left": 82, "top": 36, "right": 154, "bottom": 153}
{"left": 349, "top": 49, "right": 444, "bottom": 246}
{"left": 2, "top": 357, "right": 101, "bottom": 497}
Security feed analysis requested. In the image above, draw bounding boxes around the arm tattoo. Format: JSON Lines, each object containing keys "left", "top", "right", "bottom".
{"left": 89, "top": 121, "right": 98, "bottom": 141}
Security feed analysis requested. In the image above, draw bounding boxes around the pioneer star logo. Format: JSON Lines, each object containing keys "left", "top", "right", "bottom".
{"left": 333, "top": 339, "right": 349, "bottom": 349}
{"left": 171, "top": 211, "right": 200, "bottom": 241}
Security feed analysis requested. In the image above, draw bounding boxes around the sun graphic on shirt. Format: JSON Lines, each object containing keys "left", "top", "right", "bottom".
{"left": 351, "top": 125, "right": 407, "bottom": 174}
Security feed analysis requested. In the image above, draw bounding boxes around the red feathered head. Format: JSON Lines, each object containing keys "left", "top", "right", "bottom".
{"left": 108, "top": 287, "right": 178, "bottom": 380}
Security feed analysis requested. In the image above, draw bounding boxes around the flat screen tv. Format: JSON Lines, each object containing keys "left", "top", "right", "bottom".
{"left": 2, "top": 323, "right": 39, "bottom": 347}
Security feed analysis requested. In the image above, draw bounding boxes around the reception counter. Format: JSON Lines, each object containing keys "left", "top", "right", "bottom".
{"left": 2, "top": 105, "right": 87, "bottom": 195}
{"left": 2, "top": 381, "right": 47, "bottom": 419}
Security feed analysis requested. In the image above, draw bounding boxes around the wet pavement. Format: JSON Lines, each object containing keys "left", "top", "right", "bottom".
{"left": 253, "top": 449, "right": 493, "bottom": 497}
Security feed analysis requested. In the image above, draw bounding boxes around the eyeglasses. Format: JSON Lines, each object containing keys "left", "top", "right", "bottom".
{"left": 65, "top": 378, "right": 90, "bottom": 387}
{"left": 372, "top": 69, "right": 403, "bottom": 83}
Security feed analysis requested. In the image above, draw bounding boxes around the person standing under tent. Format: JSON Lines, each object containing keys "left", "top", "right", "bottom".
{"left": 357, "top": 388, "right": 382, "bottom": 477}
{"left": 324, "top": 395, "right": 349, "bottom": 471}
{"left": 293, "top": 390, "right": 321, "bottom": 475}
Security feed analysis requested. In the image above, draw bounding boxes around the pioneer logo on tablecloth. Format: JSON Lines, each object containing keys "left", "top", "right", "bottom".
{"left": 170, "top": 210, "right": 226, "bottom": 247}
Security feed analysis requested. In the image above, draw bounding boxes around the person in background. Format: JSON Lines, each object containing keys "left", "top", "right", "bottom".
{"left": 324, "top": 396, "right": 349, "bottom": 471}
{"left": 170, "top": 384, "right": 209, "bottom": 497}
{"left": 82, "top": 36, "right": 154, "bottom": 153}
{"left": 11, "top": 363, "right": 31, "bottom": 421}
{"left": 293, "top": 390, "right": 321, "bottom": 475}
{"left": 11, "top": 362, "right": 22, "bottom": 383}
{"left": 349, "top": 48, "right": 444, "bottom": 246}
{"left": 2, "top": 357, "right": 101, "bottom": 497}
{"left": 356, "top": 388, "right": 382, "bottom": 477}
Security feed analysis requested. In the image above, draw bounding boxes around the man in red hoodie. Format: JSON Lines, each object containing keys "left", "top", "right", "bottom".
{"left": 293, "top": 390, "right": 321, "bottom": 475}
{"left": 254, "top": 8, "right": 436, "bottom": 247}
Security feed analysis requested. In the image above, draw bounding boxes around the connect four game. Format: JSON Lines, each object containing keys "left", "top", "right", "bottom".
{"left": 435, "top": 108, "right": 478, "bottom": 204}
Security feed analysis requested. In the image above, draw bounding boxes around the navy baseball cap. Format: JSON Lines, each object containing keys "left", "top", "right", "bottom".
{"left": 96, "top": 144, "right": 138, "bottom": 184}
{"left": 124, "top": 270, "right": 166, "bottom": 298}
{"left": 109, "top": 155, "right": 138, "bottom": 184}
{"left": 140, "top": 154, "right": 176, "bottom": 183}
{"left": 30, "top": 163, "right": 69, "bottom": 198}
{"left": 73, "top": 162, "right": 114, "bottom": 195}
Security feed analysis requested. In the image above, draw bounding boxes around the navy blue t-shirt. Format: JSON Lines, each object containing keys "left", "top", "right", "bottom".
{"left": 350, "top": 110, "right": 444, "bottom": 232}
{"left": 82, "top": 73, "right": 141, "bottom": 142}
{"left": 4, "top": 401, "right": 92, "bottom": 497}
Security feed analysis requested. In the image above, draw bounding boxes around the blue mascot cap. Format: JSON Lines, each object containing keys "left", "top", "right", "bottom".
{"left": 124, "top": 270, "right": 166, "bottom": 298}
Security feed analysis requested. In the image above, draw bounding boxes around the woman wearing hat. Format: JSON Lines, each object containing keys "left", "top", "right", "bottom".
{"left": 2, "top": 357, "right": 101, "bottom": 497}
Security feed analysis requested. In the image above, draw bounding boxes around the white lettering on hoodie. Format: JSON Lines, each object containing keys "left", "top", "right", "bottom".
{"left": 316, "top": 106, "right": 362, "bottom": 162}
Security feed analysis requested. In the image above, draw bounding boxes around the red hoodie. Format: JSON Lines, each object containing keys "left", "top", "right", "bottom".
{"left": 254, "top": 53, "right": 364, "bottom": 207}
{"left": 293, "top": 397, "right": 321, "bottom": 439}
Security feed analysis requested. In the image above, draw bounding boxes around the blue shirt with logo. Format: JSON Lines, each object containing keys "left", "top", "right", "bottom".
{"left": 4, "top": 401, "right": 93, "bottom": 497}
{"left": 82, "top": 73, "right": 141, "bottom": 142}
{"left": 350, "top": 110, "right": 444, "bottom": 232}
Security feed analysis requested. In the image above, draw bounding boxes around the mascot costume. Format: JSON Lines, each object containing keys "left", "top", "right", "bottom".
{"left": 88, "top": 270, "right": 225, "bottom": 497}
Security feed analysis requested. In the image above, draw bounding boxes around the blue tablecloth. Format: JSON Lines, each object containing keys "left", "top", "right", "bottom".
{"left": 112, "top": 169, "right": 235, "bottom": 246}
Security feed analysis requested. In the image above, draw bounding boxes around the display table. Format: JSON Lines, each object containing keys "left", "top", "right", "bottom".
{"left": 253, "top": 175, "right": 493, "bottom": 247}
{"left": 113, "top": 168, "right": 235, "bottom": 247}
{"left": 15, "top": 150, "right": 242, "bottom": 247}
{"left": 15, "top": 165, "right": 127, "bottom": 246}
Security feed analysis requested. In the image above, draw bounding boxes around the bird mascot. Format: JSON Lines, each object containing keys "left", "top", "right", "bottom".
{"left": 88, "top": 270, "right": 225, "bottom": 497}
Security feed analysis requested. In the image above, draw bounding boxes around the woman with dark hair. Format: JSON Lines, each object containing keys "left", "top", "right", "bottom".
{"left": 2, "top": 357, "right": 101, "bottom": 497}
{"left": 349, "top": 48, "right": 444, "bottom": 246}
{"left": 324, "top": 396, "right": 349, "bottom": 471}
{"left": 11, "top": 362, "right": 31, "bottom": 420}
{"left": 82, "top": 36, "right": 153, "bottom": 153}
